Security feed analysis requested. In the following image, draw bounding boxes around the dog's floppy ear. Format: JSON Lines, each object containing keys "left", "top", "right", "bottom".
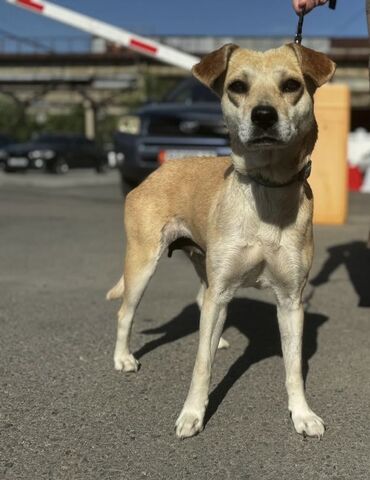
{"left": 192, "top": 43, "right": 239, "bottom": 96}
{"left": 289, "top": 43, "right": 336, "bottom": 88}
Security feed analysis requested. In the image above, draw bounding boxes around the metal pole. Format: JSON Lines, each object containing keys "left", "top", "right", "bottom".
{"left": 6, "top": 0, "right": 200, "bottom": 70}
{"left": 83, "top": 99, "right": 96, "bottom": 139}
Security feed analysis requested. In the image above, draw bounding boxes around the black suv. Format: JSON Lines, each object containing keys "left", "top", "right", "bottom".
{"left": 3, "top": 133, "right": 108, "bottom": 174}
{"left": 114, "top": 77, "right": 231, "bottom": 193}
{"left": 0, "top": 134, "right": 16, "bottom": 169}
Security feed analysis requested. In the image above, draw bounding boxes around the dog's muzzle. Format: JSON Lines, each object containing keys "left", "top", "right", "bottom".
{"left": 247, "top": 105, "right": 284, "bottom": 147}
{"left": 236, "top": 104, "right": 293, "bottom": 148}
{"left": 251, "top": 105, "right": 278, "bottom": 130}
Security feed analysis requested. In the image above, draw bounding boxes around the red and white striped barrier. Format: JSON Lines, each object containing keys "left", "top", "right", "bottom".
{"left": 6, "top": 0, "right": 200, "bottom": 70}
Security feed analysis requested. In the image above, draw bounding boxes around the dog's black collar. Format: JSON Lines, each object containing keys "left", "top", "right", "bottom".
{"left": 247, "top": 160, "right": 312, "bottom": 188}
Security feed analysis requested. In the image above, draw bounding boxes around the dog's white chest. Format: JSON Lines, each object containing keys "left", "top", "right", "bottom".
{"left": 241, "top": 231, "right": 306, "bottom": 292}
{"left": 207, "top": 179, "right": 311, "bottom": 293}
{"left": 238, "top": 229, "right": 283, "bottom": 288}
{"left": 210, "top": 207, "right": 304, "bottom": 293}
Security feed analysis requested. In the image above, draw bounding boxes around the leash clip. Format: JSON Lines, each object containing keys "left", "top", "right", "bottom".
{"left": 294, "top": 8, "right": 305, "bottom": 45}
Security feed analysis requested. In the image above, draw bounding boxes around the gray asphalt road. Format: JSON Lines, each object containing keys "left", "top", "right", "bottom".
{"left": 1, "top": 171, "right": 370, "bottom": 480}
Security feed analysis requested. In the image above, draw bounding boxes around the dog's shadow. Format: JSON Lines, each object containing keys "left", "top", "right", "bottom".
{"left": 311, "top": 240, "right": 370, "bottom": 308}
{"left": 135, "top": 297, "right": 328, "bottom": 424}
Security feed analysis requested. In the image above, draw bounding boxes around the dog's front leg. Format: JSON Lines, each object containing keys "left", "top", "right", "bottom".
{"left": 176, "top": 289, "right": 228, "bottom": 439}
{"left": 276, "top": 293, "right": 325, "bottom": 438}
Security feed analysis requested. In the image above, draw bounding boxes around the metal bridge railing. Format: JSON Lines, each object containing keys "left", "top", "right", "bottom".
{"left": 0, "top": 32, "right": 91, "bottom": 54}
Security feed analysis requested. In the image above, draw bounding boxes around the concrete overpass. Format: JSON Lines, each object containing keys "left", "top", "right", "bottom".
{"left": 0, "top": 35, "right": 369, "bottom": 138}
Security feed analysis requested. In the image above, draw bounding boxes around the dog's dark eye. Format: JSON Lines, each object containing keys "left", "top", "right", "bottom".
{"left": 228, "top": 80, "right": 248, "bottom": 94}
{"left": 282, "top": 78, "right": 302, "bottom": 93}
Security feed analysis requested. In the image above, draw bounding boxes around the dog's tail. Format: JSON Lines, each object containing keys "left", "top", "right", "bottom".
{"left": 106, "top": 275, "right": 125, "bottom": 300}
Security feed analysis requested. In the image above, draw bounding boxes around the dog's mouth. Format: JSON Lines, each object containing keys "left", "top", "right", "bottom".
{"left": 248, "top": 136, "right": 283, "bottom": 146}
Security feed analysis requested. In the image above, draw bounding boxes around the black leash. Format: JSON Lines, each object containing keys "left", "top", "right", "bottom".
{"left": 294, "top": 7, "right": 305, "bottom": 44}
{"left": 294, "top": 1, "right": 337, "bottom": 45}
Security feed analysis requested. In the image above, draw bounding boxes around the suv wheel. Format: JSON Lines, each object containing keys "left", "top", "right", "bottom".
{"left": 120, "top": 174, "right": 136, "bottom": 196}
{"left": 96, "top": 162, "right": 108, "bottom": 174}
{"left": 52, "top": 158, "right": 69, "bottom": 174}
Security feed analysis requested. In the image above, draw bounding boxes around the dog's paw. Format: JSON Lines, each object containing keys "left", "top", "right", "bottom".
{"left": 291, "top": 410, "right": 325, "bottom": 438}
{"left": 217, "top": 336, "right": 230, "bottom": 350}
{"left": 114, "top": 354, "right": 140, "bottom": 373}
{"left": 175, "top": 410, "right": 204, "bottom": 439}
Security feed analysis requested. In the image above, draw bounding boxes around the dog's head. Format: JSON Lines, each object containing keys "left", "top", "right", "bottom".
{"left": 192, "top": 43, "right": 336, "bottom": 169}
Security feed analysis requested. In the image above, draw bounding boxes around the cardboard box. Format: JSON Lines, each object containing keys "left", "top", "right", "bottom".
{"left": 311, "top": 84, "right": 350, "bottom": 224}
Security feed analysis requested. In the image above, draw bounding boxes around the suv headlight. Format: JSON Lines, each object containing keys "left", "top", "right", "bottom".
{"left": 29, "top": 150, "right": 55, "bottom": 160}
{"left": 118, "top": 115, "right": 141, "bottom": 134}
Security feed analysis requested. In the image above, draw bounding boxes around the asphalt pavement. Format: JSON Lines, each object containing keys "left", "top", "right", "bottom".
{"left": 1, "top": 170, "right": 370, "bottom": 480}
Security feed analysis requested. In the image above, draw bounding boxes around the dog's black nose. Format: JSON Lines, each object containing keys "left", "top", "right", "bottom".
{"left": 251, "top": 105, "right": 278, "bottom": 130}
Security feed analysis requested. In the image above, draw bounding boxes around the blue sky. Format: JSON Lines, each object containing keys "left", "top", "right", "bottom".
{"left": 0, "top": 0, "right": 367, "bottom": 40}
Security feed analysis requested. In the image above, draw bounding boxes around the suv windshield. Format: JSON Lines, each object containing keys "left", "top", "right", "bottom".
{"left": 32, "top": 133, "right": 84, "bottom": 143}
{"left": 164, "top": 78, "right": 218, "bottom": 104}
{"left": 0, "top": 134, "right": 14, "bottom": 146}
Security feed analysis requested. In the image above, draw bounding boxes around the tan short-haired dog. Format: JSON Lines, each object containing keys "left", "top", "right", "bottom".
{"left": 107, "top": 43, "right": 336, "bottom": 439}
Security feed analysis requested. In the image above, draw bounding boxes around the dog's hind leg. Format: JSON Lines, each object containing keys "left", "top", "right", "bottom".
{"left": 114, "top": 243, "right": 160, "bottom": 372}
{"left": 106, "top": 276, "right": 124, "bottom": 300}
{"left": 112, "top": 186, "right": 167, "bottom": 372}
{"left": 196, "top": 283, "right": 229, "bottom": 350}
{"left": 191, "top": 253, "right": 229, "bottom": 350}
